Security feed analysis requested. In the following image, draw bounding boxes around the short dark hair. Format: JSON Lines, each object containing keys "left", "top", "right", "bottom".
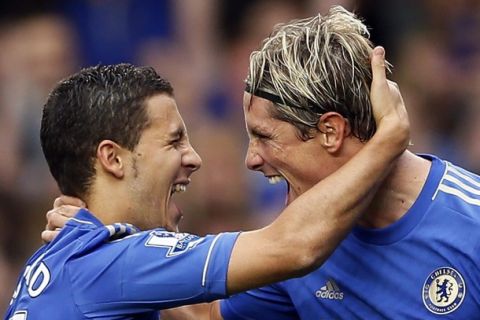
{"left": 41, "top": 64, "right": 173, "bottom": 198}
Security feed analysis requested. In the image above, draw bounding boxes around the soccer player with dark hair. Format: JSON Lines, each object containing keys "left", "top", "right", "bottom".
{"left": 5, "top": 50, "right": 407, "bottom": 318}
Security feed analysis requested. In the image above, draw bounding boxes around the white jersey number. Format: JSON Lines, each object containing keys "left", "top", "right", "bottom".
{"left": 26, "top": 262, "right": 50, "bottom": 298}
{"left": 10, "top": 253, "right": 51, "bottom": 305}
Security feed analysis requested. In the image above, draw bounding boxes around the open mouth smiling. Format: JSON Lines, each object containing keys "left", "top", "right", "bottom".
{"left": 171, "top": 183, "right": 187, "bottom": 194}
{"left": 266, "top": 175, "right": 284, "bottom": 185}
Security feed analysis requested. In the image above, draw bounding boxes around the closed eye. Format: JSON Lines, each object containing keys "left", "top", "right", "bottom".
{"left": 169, "top": 128, "right": 186, "bottom": 147}
{"left": 251, "top": 129, "right": 271, "bottom": 140}
{"left": 170, "top": 137, "right": 184, "bottom": 148}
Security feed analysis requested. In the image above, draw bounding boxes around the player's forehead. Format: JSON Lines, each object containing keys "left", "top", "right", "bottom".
{"left": 243, "top": 93, "right": 275, "bottom": 121}
{"left": 142, "top": 94, "right": 187, "bottom": 138}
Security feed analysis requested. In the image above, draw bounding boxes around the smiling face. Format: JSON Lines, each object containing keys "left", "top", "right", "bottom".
{"left": 244, "top": 92, "right": 345, "bottom": 205}
{"left": 125, "top": 94, "right": 201, "bottom": 231}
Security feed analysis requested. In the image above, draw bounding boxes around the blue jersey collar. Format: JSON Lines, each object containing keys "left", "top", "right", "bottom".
{"left": 66, "top": 208, "right": 105, "bottom": 228}
{"left": 352, "top": 154, "right": 445, "bottom": 245}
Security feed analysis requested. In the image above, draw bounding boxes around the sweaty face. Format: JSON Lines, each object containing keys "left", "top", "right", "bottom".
{"left": 243, "top": 92, "right": 334, "bottom": 205}
{"left": 126, "top": 94, "right": 201, "bottom": 231}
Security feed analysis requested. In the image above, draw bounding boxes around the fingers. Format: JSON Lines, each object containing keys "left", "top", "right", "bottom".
{"left": 369, "top": 46, "right": 410, "bottom": 148}
{"left": 45, "top": 206, "right": 77, "bottom": 231}
{"left": 45, "top": 213, "right": 67, "bottom": 231}
{"left": 385, "top": 80, "right": 401, "bottom": 103}
{"left": 48, "top": 205, "right": 80, "bottom": 219}
{"left": 371, "top": 46, "right": 387, "bottom": 87}
{"left": 43, "top": 199, "right": 83, "bottom": 243}
{"left": 370, "top": 46, "right": 397, "bottom": 122}
{"left": 53, "top": 195, "right": 86, "bottom": 209}
{"left": 41, "top": 230, "right": 61, "bottom": 244}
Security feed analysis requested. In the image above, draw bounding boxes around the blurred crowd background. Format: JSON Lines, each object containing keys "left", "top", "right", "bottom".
{"left": 1, "top": 0, "right": 479, "bottom": 312}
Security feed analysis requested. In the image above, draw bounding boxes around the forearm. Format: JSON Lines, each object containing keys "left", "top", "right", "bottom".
{"left": 161, "top": 302, "right": 222, "bottom": 320}
{"left": 160, "top": 303, "right": 216, "bottom": 320}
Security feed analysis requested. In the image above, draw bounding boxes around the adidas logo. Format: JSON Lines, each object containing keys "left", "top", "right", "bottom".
{"left": 315, "top": 279, "right": 344, "bottom": 300}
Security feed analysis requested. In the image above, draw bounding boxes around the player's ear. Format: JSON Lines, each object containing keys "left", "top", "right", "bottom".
{"left": 317, "top": 112, "right": 350, "bottom": 154}
{"left": 96, "top": 140, "right": 125, "bottom": 178}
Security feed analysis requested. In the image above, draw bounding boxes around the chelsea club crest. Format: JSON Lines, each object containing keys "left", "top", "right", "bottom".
{"left": 422, "top": 267, "right": 466, "bottom": 315}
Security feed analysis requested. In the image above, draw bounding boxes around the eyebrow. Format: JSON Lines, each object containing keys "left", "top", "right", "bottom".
{"left": 168, "top": 127, "right": 185, "bottom": 139}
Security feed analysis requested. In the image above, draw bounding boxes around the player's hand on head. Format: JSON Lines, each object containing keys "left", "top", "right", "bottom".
{"left": 370, "top": 46, "right": 410, "bottom": 148}
{"left": 42, "top": 195, "right": 86, "bottom": 243}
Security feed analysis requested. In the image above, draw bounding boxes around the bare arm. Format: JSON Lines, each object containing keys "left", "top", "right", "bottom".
{"left": 160, "top": 303, "right": 216, "bottom": 320}
{"left": 160, "top": 301, "right": 221, "bottom": 320}
{"left": 226, "top": 46, "right": 409, "bottom": 294}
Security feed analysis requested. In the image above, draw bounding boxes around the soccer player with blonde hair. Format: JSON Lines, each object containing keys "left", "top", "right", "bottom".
{"left": 219, "top": 6, "right": 480, "bottom": 319}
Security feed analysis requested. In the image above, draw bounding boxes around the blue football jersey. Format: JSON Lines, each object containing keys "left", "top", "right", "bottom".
{"left": 221, "top": 155, "right": 480, "bottom": 319}
{"left": 5, "top": 209, "right": 239, "bottom": 319}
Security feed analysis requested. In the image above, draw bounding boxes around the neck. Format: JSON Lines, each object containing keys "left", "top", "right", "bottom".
{"left": 356, "top": 151, "right": 432, "bottom": 229}
{"left": 85, "top": 180, "right": 133, "bottom": 227}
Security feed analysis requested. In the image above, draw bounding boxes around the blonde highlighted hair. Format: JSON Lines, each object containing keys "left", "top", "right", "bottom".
{"left": 247, "top": 5, "right": 389, "bottom": 141}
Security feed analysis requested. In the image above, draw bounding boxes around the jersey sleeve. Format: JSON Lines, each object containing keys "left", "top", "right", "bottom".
{"left": 67, "top": 230, "right": 240, "bottom": 317}
{"left": 221, "top": 285, "right": 299, "bottom": 320}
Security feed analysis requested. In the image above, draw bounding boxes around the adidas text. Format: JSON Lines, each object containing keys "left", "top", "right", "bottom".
{"left": 316, "top": 290, "right": 344, "bottom": 300}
